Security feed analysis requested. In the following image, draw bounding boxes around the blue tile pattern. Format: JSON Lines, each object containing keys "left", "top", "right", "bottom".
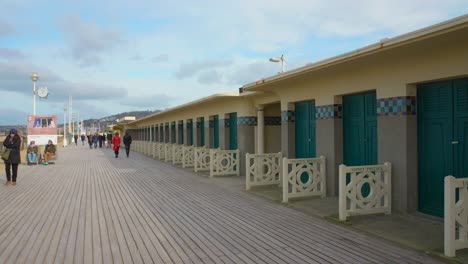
{"left": 186, "top": 121, "right": 192, "bottom": 129}
{"left": 204, "top": 121, "right": 214, "bottom": 128}
{"left": 316, "top": 104, "right": 343, "bottom": 119}
{"left": 377, "top": 96, "right": 416, "bottom": 116}
{"left": 237, "top": 116, "right": 257, "bottom": 126}
{"left": 264, "top": 116, "right": 281, "bottom": 126}
{"left": 281, "top": 111, "right": 295, "bottom": 122}
{"left": 196, "top": 122, "right": 202, "bottom": 128}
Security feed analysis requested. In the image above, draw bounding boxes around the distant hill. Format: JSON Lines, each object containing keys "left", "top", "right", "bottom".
{"left": 0, "top": 110, "right": 159, "bottom": 135}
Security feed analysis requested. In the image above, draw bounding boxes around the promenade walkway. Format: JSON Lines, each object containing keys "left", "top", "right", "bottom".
{"left": 0, "top": 146, "right": 441, "bottom": 264}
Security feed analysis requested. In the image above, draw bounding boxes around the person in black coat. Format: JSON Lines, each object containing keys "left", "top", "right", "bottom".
{"left": 123, "top": 132, "right": 132, "bottom": 158}
{"left": 3, "top": 128, "right": 21, "bottom": 186}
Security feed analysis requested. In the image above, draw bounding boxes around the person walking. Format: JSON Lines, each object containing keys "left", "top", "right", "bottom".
{"left": 92, "top": 133, "right": 99, "bottom": 149}
{"left": 112, "top": 133, "right": 121, "bottom": 158}
{"left": 123, "top": 131, "right": 132, "bottom": 158}
{"left": 81, "top": 134, "right": 86, "bottom": 146}
{"left": 106, "top": 132, "right": 113, "bottom": 148}
{"left": 27, "top": 140, "right": 38, "bottom": 165}
{"left": 98, "top": 133, "right": 104, "bottom": 148}
{"left": 87, "top": 134, "right": 93, "bottom": 149}
{"left": 74, "top": 134, "right": 78, "bottom": 146}
{"left": 3, "top": 128, "right": 21, "bottom": 186}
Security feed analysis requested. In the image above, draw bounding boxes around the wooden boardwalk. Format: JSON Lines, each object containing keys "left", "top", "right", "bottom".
{"left": 0, "top": 146, "right": 441, "bottom": 264}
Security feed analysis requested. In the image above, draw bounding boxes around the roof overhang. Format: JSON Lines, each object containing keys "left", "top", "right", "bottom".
{"left": 242, "top": 14, "right": 468, "bottom": 92}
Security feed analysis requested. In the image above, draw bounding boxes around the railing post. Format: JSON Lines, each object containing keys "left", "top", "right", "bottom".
{"left": 384, "top": 162, "right": 392, "bottom": 215}
{"left": 209, "top": 149, "right": 214, "bottom": 178}
{"left": 236, "top": 149, "right": 240, "bottom": 176}
{"left": 444, "top": 176, "right": 456, "bottom": 257}
{"left": 282, "top": 157, "right": 288, "bottom": 203}
{"left": 320, "top": 155, "right": 326, "bottom": 198}
{"left": 339, "top": 164, "right": 347, "bottom": 221}
{"left": 246, "top": 153, "right": 250, "bottom": 190}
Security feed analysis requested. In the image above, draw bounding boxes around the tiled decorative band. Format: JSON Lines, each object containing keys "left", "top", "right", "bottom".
{"left": 281, "top": 111, "right": 295, "bottom": 122}
{"left": 264, "top": 116, "right": 281, "bottom": 126}
{"left": 196, "top": 122, "right": 202, "bottom": 128}
{"left": 377, "top": 96, "right": 416, "bottom": 116}
{"left": 316, "top": 104, "right": 343, "bottom": 119}
{"left": 220, "top": 119, "right": 231, "bottom": 127}
{"left": 237, "top": 116, "right": 257, "bottom": 126}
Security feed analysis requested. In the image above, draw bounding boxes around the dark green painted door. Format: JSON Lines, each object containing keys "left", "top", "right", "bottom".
{"left": 200, "top": 118, "right": 205, "bottom": 147}
{"left": 171, "top": 124, "right": 176, "bottom": 143}
{"left": 418, "top": 79, "right": 468, "bottom": 217}
{"left": 343, "top": 92, "right": 377, "bottom": 166}
{"left": 190, "top": 122, "right": 194, "bottom": 145}
{"left": 213, "top": 116, "right": 219, "bottom": 148}
{"left": 295, "top": 101, "right": 316, "bottom": 158}
{"left": 229, "top": 113, "right": 237, "bottom": 150}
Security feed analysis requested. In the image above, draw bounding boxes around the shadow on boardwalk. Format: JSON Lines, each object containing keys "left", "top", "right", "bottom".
{"left": 0, "top": 146, "right": 443, "bottom": 263}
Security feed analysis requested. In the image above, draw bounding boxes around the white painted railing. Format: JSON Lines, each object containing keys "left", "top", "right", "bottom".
{"left": 143, "top": 142, "right": 148, "bottom": 155}
{"left": 445, "top": 176, "right": 468, "bottom": 257}
{"left": 194, "top": 147, "right": 210, "bottom": 172}
{"left": 282, "top": 156, "right": 326, "bottom": 203}
{"left": 135, "top": 141, "right": 141, "bottom": 153}
{"left": 210, "top": 149, "right": 240, "bottom": 178}
{"left": 246, "top": 153, "right": 282, "bottom": 190}
{"left": 182, "top": 146, "right": 195, "bottom": 168}
{"left": 172, "top": 144, "right": 184, "bottom": 165}
{"left": 152, "top": 143, "right": 158, "bottom": 158}
{"left": 164, "top": 144, "right": 173, "bottom": 162}
{"left": 158, "top": 143, "right": 166, "bottom": 160}
{"left": 339, "top": 163, "right": 392, "bottom": 221}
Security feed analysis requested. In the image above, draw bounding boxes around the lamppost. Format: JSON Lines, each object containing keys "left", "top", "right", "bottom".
{"left": 31, "top": 72, "right": 39, "bottom": 115}
{"left": 269, "top": 54, "right": 285, "bottom": 73}
{"left": 63, "top": 104, "right": 68, "bottom": 147}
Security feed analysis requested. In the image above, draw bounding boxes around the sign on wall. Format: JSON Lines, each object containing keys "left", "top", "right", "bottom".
{"left": 27, "top": 115, "right": 58, "bottom": 145}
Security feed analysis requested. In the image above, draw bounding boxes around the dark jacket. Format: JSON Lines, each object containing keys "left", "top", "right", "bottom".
{"left": 45, "top": 144, "right": 56, "bottom": 154}
{"left": 123, "top": 134, "right": 132, "bottom": 146}
{"left": 3, "top": 135, "right": 21, "bottom": 164}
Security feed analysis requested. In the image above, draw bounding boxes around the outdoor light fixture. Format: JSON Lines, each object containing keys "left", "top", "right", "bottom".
{"left": 269, "top": 54, "right": 285, "bottom": 73}
{"left": 31, "top": 72, "right": 39, "bottom": 115}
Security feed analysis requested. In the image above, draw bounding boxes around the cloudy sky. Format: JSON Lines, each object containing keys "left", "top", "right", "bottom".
{"left": 0, "top": 0, "right": 466, "bottom": 125}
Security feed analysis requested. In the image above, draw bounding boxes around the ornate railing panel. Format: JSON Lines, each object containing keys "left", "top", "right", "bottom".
{"left": 152, "top": 143, "right": 158, "bottom": 158}
{"left": 194, "top": 147, "right": 210, "bottom": 172}
{"left": 210, "top": 149, "right": 240, "bottom": 178}
{"left": 282, "top": 156, "right": 326, "bottom": 203}
{"left": 444, "top": 176, "right": 468, "bottom": 257}
{"left": 172, "top": 144, "right": 184, "bottom": 165}
{"left": 246, "top": 153, "right": 282, "bottom": 190}
{"left": 339, "top": 163, "right": 392, "bottom": 221}
{"left": 164, "top": 144, "right": 173, "bottom": 162}
{"left": 158, "top": 143, "right": 166, "bottom": 160}
{"left": 182, "top": 146, "right": 195, "bottom": 168}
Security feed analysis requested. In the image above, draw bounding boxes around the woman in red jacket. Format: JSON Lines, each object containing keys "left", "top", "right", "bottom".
{"left": 112, "top": 132, "right": 121, "bottom": 158}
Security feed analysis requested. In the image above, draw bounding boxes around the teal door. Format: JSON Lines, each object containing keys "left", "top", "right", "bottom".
{"left": 171, "top": 124, "right": 176, "bottom": 143}
{"left": 343, "top": 92, "right": 377, "bottom": 166}
{"left": 190, "top": 122, "right": 194, "bottom": 145}
{"left": 418, "top": 79, "right": 468, "bottom": 217}
{"left": 295, "top": 101, "right": 316, "bottom": 158}
{"left": 229, "top": 113, "right": 238, "bottom": 150}
{"left": 181, "top": 124, "right": 184, "bottom": 144}
{"left": 213, "top": 115, "right": 219, "bottom": 148}
{"left": 200, "top": 118, "right": 205, "bottom": 147}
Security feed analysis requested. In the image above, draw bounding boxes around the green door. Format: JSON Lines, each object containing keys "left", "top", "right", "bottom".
{"left": 190, "top": 122, "right": 194, "bottom": 145}
{"left": 229, "top": 113, "right": 238, "bottom": 150}
{"left": 295, "top": 101, "right": 316, "bottom": 158}
{"left": 343, "top": 92, "right": 377, "bottom": 166}
{"left": 171, "top": 124, "right": 176, "bottom": 143}
{"left": 213, "top": 115, "right": 219, "bottom": 148}
{"left": 418, "top": 79, "right": 468, "bottom": 217}
{"left": 200, "top": 118, "right": 205, "bottom": 147}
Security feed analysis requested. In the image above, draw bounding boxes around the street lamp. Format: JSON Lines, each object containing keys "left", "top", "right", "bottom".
{"left": 30, "top": 72, "right": 39, "bottom": 115}
{"left": 269, "top": 54, "right": 285, "bottom": 73}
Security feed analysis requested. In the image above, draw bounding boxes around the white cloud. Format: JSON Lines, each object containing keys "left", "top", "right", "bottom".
{"left": 59, "top": 14, "right": 125, "bottom": 67}
{"left": 175, "top": 60, "right": 232, "bottom": 79}
{"left": 0, "top": 48, "right": 24, "bottom": 59}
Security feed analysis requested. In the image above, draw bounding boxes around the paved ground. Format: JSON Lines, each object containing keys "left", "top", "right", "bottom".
{"left": 0, "top": 146, "right": 442, "bottom": 263}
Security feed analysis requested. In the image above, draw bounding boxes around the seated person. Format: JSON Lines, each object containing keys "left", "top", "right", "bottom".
{"left": 27, "top": 141, "right": 38, "bottom": 165}
{"left": 43, "top": 140, "right": 56, "bottom": 165}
